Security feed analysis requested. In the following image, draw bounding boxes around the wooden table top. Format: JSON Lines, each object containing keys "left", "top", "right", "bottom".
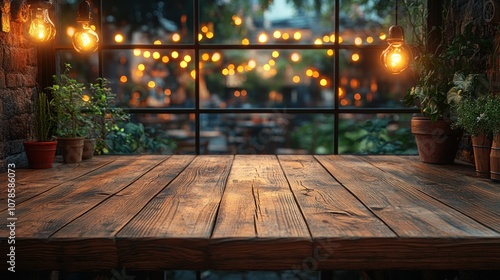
{"left": 1, "top": 155, "right": 499, "bottom": 271}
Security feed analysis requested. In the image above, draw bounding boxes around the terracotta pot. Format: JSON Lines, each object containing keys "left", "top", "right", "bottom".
{"left": 490, "top": 134, "right": 500, "bottom": 182}
{"left": 23, "top": 141, "right": 58, "bottom": 169}
{"left": 411, "top": 117, "right": 462, "bottom": 164}
{"left": 471, "top": 133, "right": 492, "bottom": 178}
{"left": 57, "top": 137, "right": 84, "bottom": 164}
{"left": 82, "top": 138, "right": 96, "bottom": 160}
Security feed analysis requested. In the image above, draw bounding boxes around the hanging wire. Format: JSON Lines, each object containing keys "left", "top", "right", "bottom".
{"left": 395, "top": 0, "right": 399, "bottom": 25}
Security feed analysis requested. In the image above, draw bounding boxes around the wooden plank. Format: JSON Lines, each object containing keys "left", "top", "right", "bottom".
{"left": 210, "top": 155, "right": 311, "bottom": 270}
{"left": 117, "top": 155, "right": 233, "bottom": 270}
{"left": 0, "top": 156, "right": 115, "bottom": 210}
{"left": 48, "top": 155, "right": 195, "bottom": 271}
{"left": 363, "top": 155, "right": 500, "bottom": 233}
{"left": 314, "top": 155, "right": 500, "bottom": 269}
{"left": 0, "top": 157, "right": 165, "bottom": 270}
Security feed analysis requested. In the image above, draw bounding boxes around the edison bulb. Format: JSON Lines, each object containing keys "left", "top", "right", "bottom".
{"left": 28, "top": 7, "right": 56, "bottom": 43}
{"left": 381, "top": 43, "right": 410, "bottom": 74}
{"left": 72, "top": 22, "right": 99, "bottom": 53}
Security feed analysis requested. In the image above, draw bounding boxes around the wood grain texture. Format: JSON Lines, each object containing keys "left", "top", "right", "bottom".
{"left": 0, "top": 155, "right": 498, "bottom": 271}
{"left": 210, "top": 155, "right": 311, "bottom": 270}
{"left": 363, "top": 155, "right": 500, "bottom": 233}
{"left": 117, "top": 155, "right": 233, "bottom": 270}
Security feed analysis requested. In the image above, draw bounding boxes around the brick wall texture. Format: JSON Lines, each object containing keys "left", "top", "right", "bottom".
{"left": 0, "top": 20, "right": 37, "bottom": 172}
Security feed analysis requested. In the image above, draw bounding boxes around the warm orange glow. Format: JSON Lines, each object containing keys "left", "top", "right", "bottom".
{"left": 258, "top": 33, "right": 268, "bottom": 43}
{"left": 330, "top": 34, "right": 336, "bottom": 42}
{"left": 327, "top": 49, "right": 334, "bottom": 56}
{"left": 180, "top": 61, "right": 188, "bottom": 68}
{"left": 153, "top": 52, "right": 161, "bottom": 60}
{"left": 171, "top": 51, "right": 179, "bottom": 59}
{"left": 312, "top": 71, "right": 320, "bottom": 78}
{"left": 133, "top": 49, "right": 141, "bottom": 56}
{"left": 381, "top": 43, "right": 411, "bottom": 74}
{"left": 82, "top": 95, "right": 90, "bottom": 102}
{"left": 272, "top": 51, "right": 280, "bottom": 58}
{"left": 340, "top": 99, "right": 350, "bottom": 106}
{"left": 120, "top": 75, "right": 128, "bottom": 83}
{"left": 172, "top": 33, "right": 181, "bottom": 42}
{"left": 263, "top": 64, "right": 271, "bottom": 71}
{"left": 114, "top": 34, "right": 124, "bottom": 43}
{"left": 201, "top": 25, "right": 209, "bottom": 33}
{"left": 164, "top": 89, "right": 172, "bottom": 96}
{"left": 354, "top": 93, "right": 362, "bottom": 101}
{"left": 184, "top": 55, "right": 192, "bottom": 62}
{"left": 190, "top": 70, "right": 196, "bottom": 79}
{"left": 306, "top": 69, "right": 313, "bottom": 77}
{"left": 350, "top": 79, "right": 360, "bottom": 89}
{"left": 212, "top": 52, "right": 221, "bottom": 62}
{"left": 293, "top": 76, "right": 301, "bottom": 83}
{"left": 379, "top": 32, "right": 387, "bottom": 40}
{"left": 237, "top": 65, "right": 244, "bottom": 73}
{"left": 323, "top": 35, "right": 330, "bottom": 43}
{"left": 147, "top": 81, "right": 156, "bottom": 88}
{"left": 351, "top": 53, "right": 360, "bottom": 62}
{"left": 162, "top": 56, "right": 170, "bottom": 63}
{"left": 202, "top": 53, "right": 210, "bottom": 61}
{"left": 198, "top": 34, "right": 204, "bottom": 41}
{"left": 242, "top": 38, "right": 250, "bottom": 45}
{"left": 222, "top": 69, "right": 229, "bottom": 75}
{"left": 66, "top": 27, "right": 76, "bottom": 38}
{"left": 294, "top": 32, "right": 302, "bottom": 40}
{"left": 136, "top": 70, "right": 144, "bottom": 77}
{"left": 206, "top": 32, "right": 214, "bottom": 39}
{"left": 366, "top": 36, "right": 374, "bottom": 44}
{"left": 241, "top": 90, "right": 248, "bottom": 96}
{"left": 290, "top": 53, "right": 301, "bottom": 62}
{"left": 320, "top": 79, "right": 328, "bottom": 87}
{"left": 29, "top": 8, "right": 56, "bottom": 43}
{"left": 282, "top": 33, "right": 290, "bottom": 40}
{"left": 268, "top": 59, "right": 276, "bottom": 66}
{"left": 314, "top": 38, "right": 323, "bottom": 45}
{"left": 143, "top": 51, "right": 151, "bottom": 58}
{"left": 154, "top": 40, "right": 162, "bottom": 45}
{"left": 273, "top": 31, "right": 281, "bottom": 39}
{"left": 354, "top": 37, "right": 363, "bottom": 45}
{"left": 138, "top": 64, "right": 145, "bottom": 71}
{"left": 341, "top": 76, "right": 348, "bottom": 86}
{"left": 248, "top": 60, "right": 256, "bottom": 69}
{"left": 234, "top": 91, "right": 241, "bottom": 97}
{"left": 233, "top": 15, "right": 242, "bottom": 26}
{"left": 72, "top": 21, "right": 99, "bottom": 53}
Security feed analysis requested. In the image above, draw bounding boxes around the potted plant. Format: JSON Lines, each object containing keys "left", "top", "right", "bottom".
{"left": 23, "top": 91, "right": 58, "bottom": 169}
{"left": 485, "top": 95, "right": 500, "bottom": 182}
{"left": 403, "top": 20, "right": 492, "bottom": 164}
{"left": 450, "top": 73, "right": 491, "bottom": 177}
{"left": 47, "top": 64, "right": 88, "bottom": 164}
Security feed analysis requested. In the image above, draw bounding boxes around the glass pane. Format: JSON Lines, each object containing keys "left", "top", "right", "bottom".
{"left": 101, "top": 1, "right": 194, "bottom": 45}
{"left": 199, "top": 0, "right": 335, "bottom": 45}
{"left": 103, "top": 113, "right": 192, "bottom": 155}
{"left": 56, "top": 51, "right": 99, "bottom": 84}
{"left": 201, "top": 49, "right": 334, "bottom": 108}
{"left": 101, "top": 50, "right": 195, "bottom": 108}
{"left": 201, "top": 113, "right": 334, "bottom": 154}
{"left": 339, "top": 113, "right": 416, "bottom": 154}
{"left": 338, "top": 49, "right": 414, "bottom": 108}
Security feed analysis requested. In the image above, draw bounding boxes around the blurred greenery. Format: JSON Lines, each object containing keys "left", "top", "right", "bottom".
{"left": 291, "top": 115, "right": 417, "bottom": 154}
{"left": 104, "top": 122, "right": 177, "bottom": 154}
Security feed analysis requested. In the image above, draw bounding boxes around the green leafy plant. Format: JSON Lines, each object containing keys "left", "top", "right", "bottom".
{"left": 47, "top": 64, "right": 87, "bottom": 138}
{"left": 86, "top": 77, "right": 130, "bottom": 154}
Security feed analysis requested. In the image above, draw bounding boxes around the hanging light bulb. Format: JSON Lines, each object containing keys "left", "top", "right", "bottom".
{"left": 380, "top": 0, "right": 411, "bottom": 74}
{"left": 27, "top": 0, "right": 56, "bottom": 43}
{"left": 380, "top": 25, "right": 411, "bottom": 74}
{"left": 72, "top": 0, "right": 99, "bottom": 53}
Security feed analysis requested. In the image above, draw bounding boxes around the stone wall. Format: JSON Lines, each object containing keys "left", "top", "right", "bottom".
{"left": 0, "top": 19, "right": 38, "bottom": 172}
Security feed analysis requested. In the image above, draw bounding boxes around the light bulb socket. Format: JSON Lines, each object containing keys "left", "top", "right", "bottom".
{"left": 77, "top": 0, "right": 92, "bottom": 22}
{"left": 387, "top": 25, "right": 405, "bottom": 44}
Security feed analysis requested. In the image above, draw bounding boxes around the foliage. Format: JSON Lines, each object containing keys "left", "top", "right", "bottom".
{"left": 291, "top": 116, "right": 416, "bottom": 155}
{"left": 47, "top": 64, "right": 87, "bottom": 138}
{"left": 485, "top": 95, "right": 500, "bottom": 136}
{"left": 291, "top": 115, "right": 333, "bottom": 154}
{"left": 447, "top": 73, "right": 490, "bottom": 109}
{"left": 454, "top": 96, "right": 489, "bottom": 137}
{"left": 344, "top": 118, "right": 416, "bottom": 154}
{"left": 86, "top": 78, "right": 130, "bottom": 154}
{"left": 403, "top": 19, "right": 493, "bottom": 122}
{"left": 33, "top": 91, "right": 54, "bottom": 142}
{"left": 104, "top": 122, "right": 176, "bottom": 155}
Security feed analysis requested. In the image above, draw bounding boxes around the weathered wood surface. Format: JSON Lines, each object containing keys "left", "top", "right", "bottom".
{"left": 0, "top": 155, "right": 499, "bottom": 271}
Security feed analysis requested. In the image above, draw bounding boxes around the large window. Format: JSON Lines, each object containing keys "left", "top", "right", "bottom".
{"left": 52, "top": 0, "right": 420, "bottom": 155}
